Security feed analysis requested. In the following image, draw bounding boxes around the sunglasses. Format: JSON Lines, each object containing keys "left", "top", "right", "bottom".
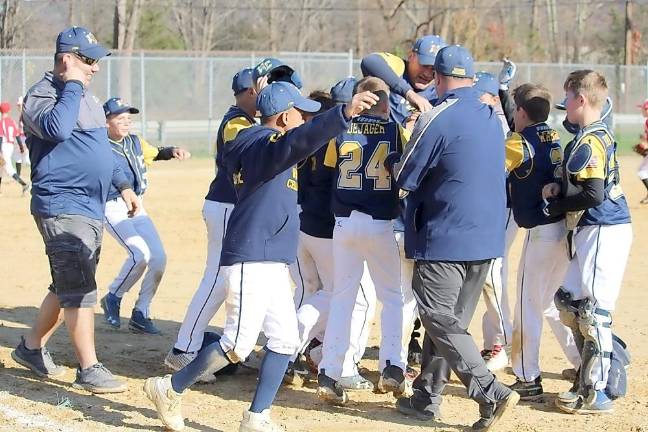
{"left": 72, "top": 51, "right": 99, "bottom": 66}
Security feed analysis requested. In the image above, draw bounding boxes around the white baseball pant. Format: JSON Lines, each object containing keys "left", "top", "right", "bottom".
{"left": 562, "top": 223, "right": 632, "bottom": 390}
{"left": 638, "top": 155, "right": 648, "bottom": 180}
{"left": 289, "top": 231, "right": 377, "bottom": 375}
{"left": 174, "top": 199, "right": 233, "bottom": 353}
{"left": 219, "top": 262, "right": 299, "bottom": 360}
{"left": 481, "top": 209, "right": 518, "bottom": 349}
{"left": 319, "top": 211, "right": 414, "bottom": 380}
{"left": 512, "top": 221, "right": 581, "bottom": 382}
{"left": 105, "top": 196, "right": 167, "bottom": 318}
{"left": 395, "top": 231, "right": 417, "bottom": 334}
{"left": 11, "top": 142, "right": 29, "bottom": 164}
{"left": 1, "top": 141, "right": 17, "bottom": 177}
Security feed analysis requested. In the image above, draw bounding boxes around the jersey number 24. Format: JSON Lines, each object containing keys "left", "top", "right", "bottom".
{"left": 338, "top": 141, "right": 391, "bottom": 191}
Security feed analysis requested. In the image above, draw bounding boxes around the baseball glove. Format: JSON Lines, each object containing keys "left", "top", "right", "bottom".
{"left": 633, "top": 142, "right": 648, "bottom": 156}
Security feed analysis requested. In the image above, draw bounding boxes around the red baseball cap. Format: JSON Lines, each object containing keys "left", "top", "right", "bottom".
{"left": 0, "top": 102, "right": 10, "bottom": 113}
{"left": 638, "top": 99, "right": 648, "bottom": 109}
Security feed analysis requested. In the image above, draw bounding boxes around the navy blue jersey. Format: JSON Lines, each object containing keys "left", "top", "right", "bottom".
{"left": 219, "top": 105, "right": 350, "bottom": 266}
{"left": 395, "top": 86, "right": 506, "bottom": 261}
{"left": 298, "top": 144, "right": 335, "bottom": 239}
{"left": 205, "top": 106, "right": 255, "bottom": 204}
{"left": 324, "top": 114, "right": 408, "bottom": 220}
{"left": 506, "top": 123, "right": 564, "bottom": 228}
{"left": 563, "top": 122, "right": 631, "bottom": 226}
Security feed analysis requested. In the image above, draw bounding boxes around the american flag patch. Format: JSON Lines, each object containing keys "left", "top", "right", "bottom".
{"left": 587, "top": 155, "right": 599, "bottom": 168}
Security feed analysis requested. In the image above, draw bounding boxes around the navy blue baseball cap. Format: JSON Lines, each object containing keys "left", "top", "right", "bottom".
{"left": 412, "top": 35, "right": 448, "bottom": 66}
{"left": 473, "top": 72, "right": 499, "bottom": 96}
{"left": 330, "top": 77, "right": 357, "bottom": 104}
{"left": 103, "top": 97, "right": 139, "bottom": 117}
{"left": 434, "top": 45, "right": 475, "bottom": 78}
{"left": 56, "top": 26, "right": 110, "bottom": 60}
{"left": 232, "top": 68, "right": 254, "bottom": 95}
{"left": 257, "top": 82, "right": 320, "bottom": 117}
{"left": 253, "top": 58, "right": 303, "bottom": 89}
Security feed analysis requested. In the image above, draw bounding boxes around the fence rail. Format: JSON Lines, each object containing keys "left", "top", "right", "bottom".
{"left": 1, "top": 51, "right": 647, "bottom": 153}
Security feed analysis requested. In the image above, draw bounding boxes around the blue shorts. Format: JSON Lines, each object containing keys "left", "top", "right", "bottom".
{"left": 34, "top": 214, "right": 103, "bottom": 308}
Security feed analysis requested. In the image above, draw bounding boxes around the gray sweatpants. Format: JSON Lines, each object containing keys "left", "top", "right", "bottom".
{"left": 411, "top": 260, "right": 511, "bottom": 411}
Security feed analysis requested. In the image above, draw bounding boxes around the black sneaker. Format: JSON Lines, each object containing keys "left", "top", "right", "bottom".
{"left": 73, "top": 363, "right": 127, "bottom": 394}
{"left": 396, "top": 395, "right": 440, "bottom": 421}
{"left": 284, "top": 356, "right": 309, "bottom": 387}
{"left": 508, "top": 377, "right": 543, "bottom": 401}
{"left": 316, "top": 370, "right": 348, "bottom": 405}
{"left": 11, "top": 337, "right": 66, "bottom": 378}
{"left": 472, "top": 391, "right": 520, "bottom": 431}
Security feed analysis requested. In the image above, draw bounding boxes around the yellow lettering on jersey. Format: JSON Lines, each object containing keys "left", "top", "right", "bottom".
{"left": 538, "top": 130, "right": 560, "bottom": 143}
{"left": 269, "top": 132, "right": 284, "bottom": 143}
{"left": 232, "top": 171, "right": 244, "bottom": 185}
{"left": 347, "top": 122, "right": 386, "bottom": 135}
{"left": 286, "top": 179, "right": 298, "bottom": 191}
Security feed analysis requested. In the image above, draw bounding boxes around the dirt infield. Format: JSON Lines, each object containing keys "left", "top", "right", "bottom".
{"left": 1, "top": 157, "right": 647, "bottom": 432}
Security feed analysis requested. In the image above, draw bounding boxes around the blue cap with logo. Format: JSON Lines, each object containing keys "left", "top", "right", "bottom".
{"left": 257, "top": 82, "right": 321, "bottom": 117}
{"left": 232, "top": 68, "right": 254, "bottom": 95}
{"left": 473, "top": 72, "right": 499, "bottom": 96}
{"left": 103, "top": 97, "right": 139, "bottom": 117}
{"left": 330, "top": 77, "right": 357, "bottom": 104}
{"left": 412, "top": 35, "right": 448, "bottom": 66}
{"left": 253, "top": 58, "right": 302, "bottom": 89}
{"left": 56, "top": 26, "right": 110, "bottom": 60}
{"left": 434, "top": 45, "right": 474, "bottom": 78}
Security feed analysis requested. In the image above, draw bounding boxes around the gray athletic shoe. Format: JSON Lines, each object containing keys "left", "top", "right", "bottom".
{"left": 11, "top": 337, "right": 66, "bottom": 378}
{"left": 72, "top": 363, "right": 127, "bottom": 394}
{"left": 165, "top": 348, "right": 197, "bottom": 371}
{"left": 338, "top": 373, "right": 374, "bottom": 391}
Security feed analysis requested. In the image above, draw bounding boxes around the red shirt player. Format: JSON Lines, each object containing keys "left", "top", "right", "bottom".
{"left": 0, "top": 101, "right": 29, "bottom": 195}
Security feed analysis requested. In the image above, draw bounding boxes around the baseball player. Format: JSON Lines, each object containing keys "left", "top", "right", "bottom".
{"left": 472, "top": 72, "right": 517, "bottom": 372}
{"left": 286, "top": 82, "right": 378, "bottom": 390}
{"left": 317, "top": 77, "right": 415, "bottom": 405}
{"left": 361, "top": 35, "right": 447, "bottom": 124}
{"left": 0, "top": 101, "right": 30, "bottom": 195}
{"left": 143, "top": 82, "right": 378, "bottom": 432}
{"left": 503, "top": 83, "right": 580, "bottom": 401}
{"left": 545, "top": 70, "right": 632, "bottom": 415}
{"left": 634, "top": 99, "right": 648, "bottom": 203}
{"left": 100, "top": 97, "right": 190, "bottom": 335}
{"left": 165, "top": 68, "right": 257, "bottom": 371}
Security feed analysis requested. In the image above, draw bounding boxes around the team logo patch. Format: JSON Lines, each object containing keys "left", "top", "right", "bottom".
{"left": 451, "top": 67, "right": 466, "bottom": 76}
{"left": 587, "top": 155, "right": 599, "bottom": 168}
{"left": 550, "top": 147, "right": 562, "bottom": 164}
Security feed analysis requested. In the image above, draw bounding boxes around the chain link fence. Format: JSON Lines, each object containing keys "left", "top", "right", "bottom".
{"left": 2, "top": 50, "right": 647, "bottom": 155}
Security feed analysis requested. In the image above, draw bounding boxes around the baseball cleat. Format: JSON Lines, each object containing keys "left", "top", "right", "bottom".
{"left": 72, "top": 363, "right": 127, "bottom": 394}
{"left": 239, "top": 409, "right": 286, "bottom": 432}
{"left": 555, "top": 390, "right": 614, "bottom": 415}
{"left": 407, "top": 332, "right": 423, "bottom": 366}
{"left": 100, "top": 293, "right": 121, "bottom": 329}
{"left": 129, "top": 309, "right": 161, "bottom": 335}
{"left": 283, "top": 357, "right": 310, "bottom": 387}
{"left": 143, "top": 375, "right": 185, "bottom": 431}
{"left": 377, "top": 362, "right": 410, "bottom": 397}
{"left": 11, "top": 336, "right": 66, "bottom": 378}
{"left": 338, "top": 373, "right": 374, "bottom": 391}
{"left": 316, "top": 372, "right": 348, "bottom": 405}
{"left": 482, "top": 345, "right": 509, "bottom": 372}
{"left": 396, "top": 395, "right": 440, "bottom": 421}
{"left": 508, "top": 377, "right": 543, "bottom": 401}
{"left": 472, "top": 391, "right": 520, "bottom": 431}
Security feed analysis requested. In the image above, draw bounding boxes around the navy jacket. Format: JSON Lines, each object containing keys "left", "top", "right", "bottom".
{"left": 219, "top": 105, "right": 350, "bottom": 265}
{"left": 395, "top": 86, "right": 506, "bottom": 261}
{"left": 22, "top": 72, "right": 129, "bottom": 220}
{"left": 298, "top": 144, "right": 335, "bottom": 239}
{"left": 205, "top": 106, "right": 256, "bottom": 204}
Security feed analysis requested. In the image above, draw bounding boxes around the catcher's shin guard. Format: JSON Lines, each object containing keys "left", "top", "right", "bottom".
{"left": 577, "top": 299, "right": 613, "bottom": 399}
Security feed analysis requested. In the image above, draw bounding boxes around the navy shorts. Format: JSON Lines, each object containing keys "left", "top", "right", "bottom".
{"left": 34, "top": 214, "right": 103, "bottom": 308}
